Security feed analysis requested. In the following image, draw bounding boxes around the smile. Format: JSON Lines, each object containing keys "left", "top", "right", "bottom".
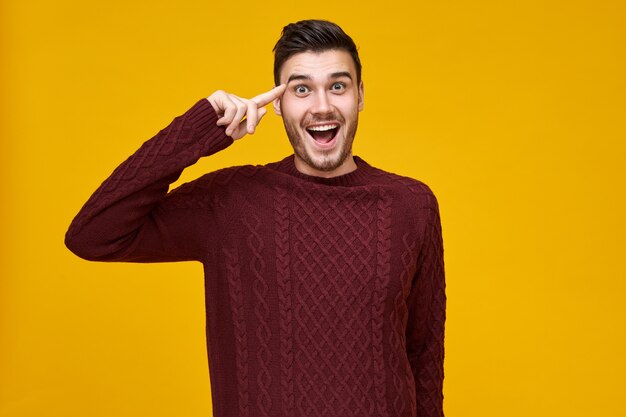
{"left": 305, "top": 123, "right": 339, "bottom": 146}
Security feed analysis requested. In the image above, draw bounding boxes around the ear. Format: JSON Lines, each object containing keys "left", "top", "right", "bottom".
{"left": 273, "top": 96, "right": 282, "bottom": 116}
{"left": 358, "top": 80, "right": 364, "bottom": 112}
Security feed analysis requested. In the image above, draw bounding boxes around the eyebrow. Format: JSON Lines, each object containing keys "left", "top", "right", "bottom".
{"left": 330, "top": 71, "right": 353, "bottom": 81}
{"left": 286, "top": 71, "right": 353, "bottom": 84}
{"left": 287, "top": 74, "right": 312, "bottom": 84}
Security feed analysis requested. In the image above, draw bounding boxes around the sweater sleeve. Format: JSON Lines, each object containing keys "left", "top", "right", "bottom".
{"left": 406, "top": 201, "right": 446, "bottom": 417}
{"left": 65, "top": 98, "right": 233, "bottom": 263}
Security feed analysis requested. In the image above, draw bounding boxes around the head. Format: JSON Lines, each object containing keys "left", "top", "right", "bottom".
{"left": 273, "top": 20, "right": 362, "bottom": 87}
{"left": 272, "top": 20, "right": 364, "bottom": 178}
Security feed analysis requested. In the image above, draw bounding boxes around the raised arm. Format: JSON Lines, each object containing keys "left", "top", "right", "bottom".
{"left": 65, "top": 86, "right": 285, "bottom": 263}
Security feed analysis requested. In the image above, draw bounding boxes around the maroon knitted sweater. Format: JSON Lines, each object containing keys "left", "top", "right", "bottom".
{"left": 65, "top": 99, "right": 446, "bottom": 417}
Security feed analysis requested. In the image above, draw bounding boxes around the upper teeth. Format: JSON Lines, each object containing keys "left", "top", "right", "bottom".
{"left": 308, "top": 125, "right": 337, "bottom": 131}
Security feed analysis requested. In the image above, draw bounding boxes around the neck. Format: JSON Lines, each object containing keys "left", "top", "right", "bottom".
{"left": 294, "top": 153, "right": 358, "bottom": 178}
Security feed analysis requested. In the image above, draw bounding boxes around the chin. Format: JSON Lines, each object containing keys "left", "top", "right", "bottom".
{"left": 285, "top": 117, "right": 358, "bottom": 175}
{"left": 296, "top": 140, "right": 353, "bottom": 174}
{"left": 308, "top": 151, "right": 349, "bottom": 172}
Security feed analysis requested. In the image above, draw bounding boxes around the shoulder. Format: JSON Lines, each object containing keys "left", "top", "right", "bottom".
{"left": 161, "top": 164, "right": 267, "bottom": 210}
{"left": 367, "top": 164, "right": 440, "bottom": 212}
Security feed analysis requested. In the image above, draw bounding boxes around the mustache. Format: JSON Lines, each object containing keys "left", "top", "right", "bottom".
{"left": 301, "top": 113, "right": 345, "bottom": 126}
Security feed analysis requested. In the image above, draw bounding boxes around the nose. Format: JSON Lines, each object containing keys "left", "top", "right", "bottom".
{"left": 311, "top": 91, "right": 332, "bottom": 115}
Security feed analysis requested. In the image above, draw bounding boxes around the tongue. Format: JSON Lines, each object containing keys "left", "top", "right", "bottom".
{"left": 310, "top": 129, "right": 335, "bottom": 143}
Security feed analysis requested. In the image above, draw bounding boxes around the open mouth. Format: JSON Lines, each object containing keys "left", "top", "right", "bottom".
{"left": 306, "top": 124, "right": 339, "bottom": 145}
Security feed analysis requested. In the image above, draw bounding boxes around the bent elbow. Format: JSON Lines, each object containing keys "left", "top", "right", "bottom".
{"left": 65, "top": 228, "right": 101, "bottom": 261}
{"left": 64, "top": 226, "right": 123, "bottom": 262}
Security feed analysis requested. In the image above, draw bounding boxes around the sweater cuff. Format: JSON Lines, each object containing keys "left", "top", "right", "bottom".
{"left": 186, "top": 98, "right": 234, "bottom": 155}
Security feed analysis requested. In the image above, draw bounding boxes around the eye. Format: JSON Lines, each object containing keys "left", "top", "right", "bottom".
{"left": 331, "top": 82, "right": 346, "bottom": 92}
{"left": 294, "top": 85, "right": 310, "bottom": 95}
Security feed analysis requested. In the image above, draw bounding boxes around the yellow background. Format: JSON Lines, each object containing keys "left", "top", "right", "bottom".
{"left": 1, "top": 0, "right": 625, "bottom": 416}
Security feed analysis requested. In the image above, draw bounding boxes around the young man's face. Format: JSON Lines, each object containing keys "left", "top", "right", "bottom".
{"left": 274, "top": 49, "right": 364, "bottom": 178}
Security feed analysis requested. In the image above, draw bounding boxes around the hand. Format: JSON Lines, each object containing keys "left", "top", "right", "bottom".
{"left": 207, "top": 84, "right": 286, "bottom": 140}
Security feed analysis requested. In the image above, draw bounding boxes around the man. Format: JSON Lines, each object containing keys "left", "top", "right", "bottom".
{"left": 66, "top": 19, "right": 446, "bottom": 417}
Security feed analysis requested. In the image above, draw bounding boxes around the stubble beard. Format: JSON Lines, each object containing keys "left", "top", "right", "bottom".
{"left": 283, "top": 112, "right": 359, "bottom": 173}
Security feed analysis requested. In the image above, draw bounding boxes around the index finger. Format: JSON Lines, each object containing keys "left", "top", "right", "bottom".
{"left": 251, "top": 84, "right": 286, "bottom": 107}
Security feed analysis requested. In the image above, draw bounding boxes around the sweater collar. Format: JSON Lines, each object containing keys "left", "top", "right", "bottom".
{"left": 268, "top": 155, "right": 376, "bottom": 187}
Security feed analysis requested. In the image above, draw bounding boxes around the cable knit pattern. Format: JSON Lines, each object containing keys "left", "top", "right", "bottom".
{"left": 391, "top": 235, "right": 420, "bottom": 415}
{"left": 65, "top": 99, "right": 446, "bottom": 417}
{"left": 373, "top": 191, "right": 392, "bottom": 417}
{"left": 224, "top": 246, "right": 250, "bottom": 417}
{"left": 244, "top": 205, "right": 273, "bottom": 417}
{"left": 291, "top": 184, "right": 377, "bottom": 417}
{"left": 274, "top": 189, "right": 294, "bottom": 417}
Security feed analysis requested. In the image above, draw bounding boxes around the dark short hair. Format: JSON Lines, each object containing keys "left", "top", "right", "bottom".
{"left": 273, "top": 20, "right": 362, "bottom": 86}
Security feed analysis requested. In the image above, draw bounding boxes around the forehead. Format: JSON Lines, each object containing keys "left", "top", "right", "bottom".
{"left": 279, "top": 49, "right": 357, "bottom": 82}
